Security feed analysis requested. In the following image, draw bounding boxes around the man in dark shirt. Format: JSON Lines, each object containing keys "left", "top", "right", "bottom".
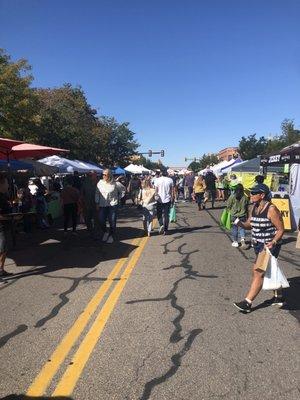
{"left": 204, "top": 171, "right": 217, "bottom": 208}
{"left": 0, "top": 175, "right": 12, "bottom": 280}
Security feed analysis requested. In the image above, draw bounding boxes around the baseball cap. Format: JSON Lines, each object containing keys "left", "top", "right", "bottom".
{"left": 250, "top": 183, "right": 270, "bottom": 195}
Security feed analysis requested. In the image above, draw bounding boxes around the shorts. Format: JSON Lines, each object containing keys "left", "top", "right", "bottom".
{"left": 0, "top": 229, "right": 8, "bottom": 253}
{"left": 253, "top": 241, "right": 281, "bottom": 258}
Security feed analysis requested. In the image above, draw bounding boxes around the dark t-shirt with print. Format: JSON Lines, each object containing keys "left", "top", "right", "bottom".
{"left": 0, "top": 193, "right": 11, "bottom": 230}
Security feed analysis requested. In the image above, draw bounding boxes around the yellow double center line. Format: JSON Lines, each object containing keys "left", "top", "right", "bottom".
{"left": 27, "top": 235, "right": 149, "bottom": 397}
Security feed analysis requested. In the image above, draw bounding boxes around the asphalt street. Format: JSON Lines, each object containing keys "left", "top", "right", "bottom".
{"left": 0, "top": 202, "right": 299, "bottom": 400}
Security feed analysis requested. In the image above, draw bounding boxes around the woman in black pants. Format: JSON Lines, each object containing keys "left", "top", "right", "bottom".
{"left": 61, "top": 175, "right": 80, "bottom": 235}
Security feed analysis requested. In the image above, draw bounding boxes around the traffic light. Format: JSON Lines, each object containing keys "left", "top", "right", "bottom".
{"left": 160, "top": 150, "right": 165, "bottom": 157}
{"left": 148, "top": 150, "right": 152, "bottom": 157}
{"left": 184, "top": 157, "right": 187, "bottom": 162}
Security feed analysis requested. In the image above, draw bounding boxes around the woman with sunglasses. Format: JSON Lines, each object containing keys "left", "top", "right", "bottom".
{"left": 95, "top": 169, "right": 125, "bottom": 243}
{"left": 233, "top": 183, "right": 284, "bottom": 313}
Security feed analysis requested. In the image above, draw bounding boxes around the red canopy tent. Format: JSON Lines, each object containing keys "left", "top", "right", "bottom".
{"left": 0, "top": 138, "right": 69, "bottom": 198}
{"left": 0, "top": 138, "right": 69, "bottom": 161}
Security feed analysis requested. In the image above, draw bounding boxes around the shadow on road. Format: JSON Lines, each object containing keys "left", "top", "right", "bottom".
{"left": 4, "top": 238, "right": 139, "bottom": 283}
{"left": 251, "top": 276, "right": 300, "bottom": 321}
{"left": 283, "top": 276, "right": 300, "bottom": 321}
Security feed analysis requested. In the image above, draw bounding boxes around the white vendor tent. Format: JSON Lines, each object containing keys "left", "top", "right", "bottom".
{"left": 39, "top": 155, "right": 102, "bottom": 174}
{"left": 125, "top": 164, "right": 151, "bottom": 174}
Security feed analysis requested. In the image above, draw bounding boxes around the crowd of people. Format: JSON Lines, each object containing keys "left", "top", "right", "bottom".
{"left": 0, "top": 168, "right": 293, "bottom": 314}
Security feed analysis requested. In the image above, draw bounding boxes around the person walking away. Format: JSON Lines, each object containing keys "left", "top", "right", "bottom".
{"left": 127, "top": 175, "right": 141, "bottom": 205}
{"left": 178, "top": 176, "right": 184, "bottom": 200}
{"left": 184, "top": 172, "right": 194, "bottom": 201}
{"left": 61, "top": 176, "right": 80, "bottom": 235}
{"left": 193, "top": 175, "right": 206, "bottom": 210}
{"left": 203, "top": 171, "right": 217, "bottom": 209}
{"left": 81, "top": 171, "right": 98, "bottom": 236}
{"left": 155, "top": 170, "right": 174, "bottom": 235}
{"left": 139, "top": 180, "right": 156, "bottom": 236}
{"left": 233, "top": 183, "right": 284, "bottom": 312}
{"left": 216, "top": 175, "right": 225, "bottom": 201}
{"left": 116, "top": 175, "right": 127, "bottom": 206}
{"left": 95, "top": 169, "right": 125, "bottom": 243}
{"left": 226, "top": 184, "right": 248, "bottom": 249}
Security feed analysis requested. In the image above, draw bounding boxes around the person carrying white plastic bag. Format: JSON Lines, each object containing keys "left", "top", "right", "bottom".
{"left": 233, "top": 183, "right": 286, "bottom": 313}
{"left": 262, "top": 248, "right": 289, "bottom": 291}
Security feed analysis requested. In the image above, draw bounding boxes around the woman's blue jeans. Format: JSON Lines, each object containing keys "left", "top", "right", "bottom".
{"left": 99, "top": 206, "right": 117, "bottom": 236}
{"left": 231, "top": 216, "right": 246, "bottom": 242}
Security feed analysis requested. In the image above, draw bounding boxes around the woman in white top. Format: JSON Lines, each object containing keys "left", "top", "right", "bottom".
{"left": 95, "top": 169, "right": 125, "bottom": 243}
{"left": 139, "top": 179, "right": 156, "bottom": 237}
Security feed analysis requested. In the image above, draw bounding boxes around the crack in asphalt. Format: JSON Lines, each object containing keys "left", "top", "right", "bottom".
{"left": 140, "top": 328, "right": 202, "bottom": 400}
{"left": 34, "top": 269, "right": 97, "bottom": 328}
{"left": 127, "top": 229, "right": 217, "bottom": 399}
{"left": 0, "top": 269, "right": 100, "bottom": 348}
{"left": 0, "top": 324, "right": 28, "bottom": 348}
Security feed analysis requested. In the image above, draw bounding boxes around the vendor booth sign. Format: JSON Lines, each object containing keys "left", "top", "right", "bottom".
{"left": 271, "top": 198, "right": 292, "bottom": 230}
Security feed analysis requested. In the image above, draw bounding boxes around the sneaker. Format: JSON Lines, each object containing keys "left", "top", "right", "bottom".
{"left": 106, "top": 235, "right": 114, "bottom": 244}
{"left": 240, "top": 240, "right": 248, "bottom": 250}
{"left": 265, "top": 296, "right": 285, "bottom": 306}
{"left": 102, "top": 232, "right": 110, "bottom": 242}
{"left": 232, "top": 241, "right": 239, "bottom": 248}
{"left": 159, "top": 225, "right": 164, "bottom": 234}
{"left": 233, "top": 300, "right": 252, "bottom": 313}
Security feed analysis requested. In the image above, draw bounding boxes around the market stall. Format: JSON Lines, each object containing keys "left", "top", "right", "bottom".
{"left": 261, "top": 141, "right": 300, "bottom": 230}
{"left": 230, "top": 156, "right": 283, "bottom": 191}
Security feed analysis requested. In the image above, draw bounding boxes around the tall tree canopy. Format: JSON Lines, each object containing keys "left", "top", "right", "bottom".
{"left": 94, "top": 117, "right": 139, "bottom": 167}
{"left": 0, "top": 49, "right": 39, "bottom": 140}
{"left": 35, "top": 85, "right": 99, "bottom": 160}
{"left": 238, "top": 134, "right": 268, "bottom": 160}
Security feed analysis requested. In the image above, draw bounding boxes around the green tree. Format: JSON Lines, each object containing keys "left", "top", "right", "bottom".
{"left": 264, "top": 119, "right": 300, "bottom": 154}
{"left": 0, "top": 49, "right": 39, "bottom": 140}
{"left": 188, "top": 161, "right": 201, "bottom": 172}
{"left": 198, "top": 153, "right": 219, "bottom": 169}
{"left": 94, "top": 117, "right": 139, "bottom": 167}
{"left": 238, "top": 134, "right": 267, "bottom": 160}
{"left": 35, "top": 84, "right": 99, "bottom": 160}
{"left": 280, "top": 119, "right": 300, "bottom": 146}
{"left": 135, "top": 155, "right": 167, "bottom": 170}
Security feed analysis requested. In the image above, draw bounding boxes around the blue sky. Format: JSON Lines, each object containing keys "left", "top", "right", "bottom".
{"left": 1, "top": 0, "right": 300, "bottom": 166}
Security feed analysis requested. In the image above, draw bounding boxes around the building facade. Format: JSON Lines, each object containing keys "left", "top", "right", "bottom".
{"left": 218, "top": 147, "right": 239, "bottom": 161}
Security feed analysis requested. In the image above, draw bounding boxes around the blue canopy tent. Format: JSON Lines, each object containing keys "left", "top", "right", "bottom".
{"left": 113, "top": 166, "right": 126, "bottom": 175}
{"left": 0, "top": 159, "right": 34, "bottom": 171}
